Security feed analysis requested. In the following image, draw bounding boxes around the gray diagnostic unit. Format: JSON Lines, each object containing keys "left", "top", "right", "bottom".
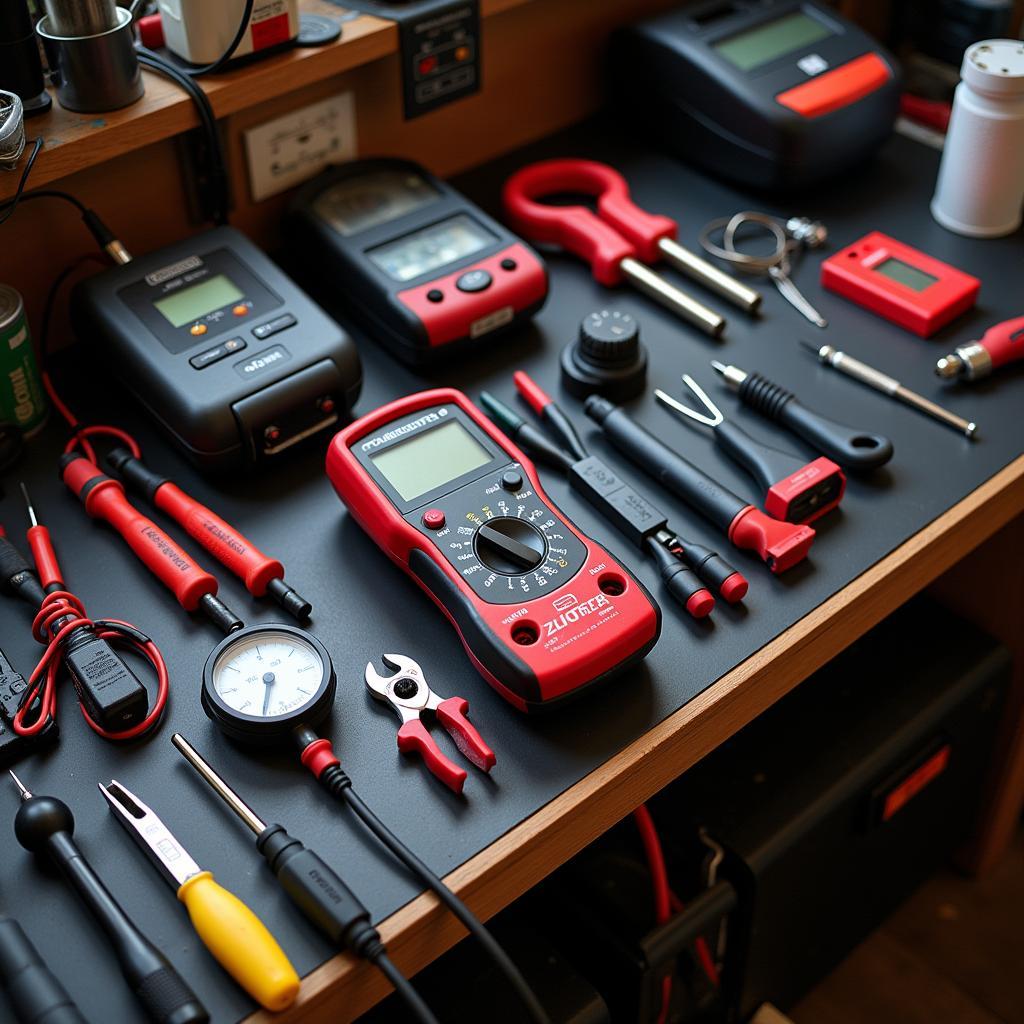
{"left": 71, "top": 227, "right": 361, "bottom": 471}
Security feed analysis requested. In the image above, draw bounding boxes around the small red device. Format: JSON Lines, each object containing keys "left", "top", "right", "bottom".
{"left": 327, "top": 388, "right": 661, "bottom": 712}
{"left": 821, "top": 231, "right": 980, "bottom": 337}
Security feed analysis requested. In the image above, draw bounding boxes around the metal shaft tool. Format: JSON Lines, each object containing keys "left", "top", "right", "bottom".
{"left": 99, "top": 780, "right": 300, "bottom": 1012}
{"left": 802, "top": 341, "right": 978, "bottom": 439}
{"left": 9, "top": 772, "right": 208, "bottom": 1024}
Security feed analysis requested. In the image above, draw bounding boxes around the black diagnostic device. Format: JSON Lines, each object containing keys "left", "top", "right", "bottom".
{"left": 71, "top": 226, "right": 361, "bottom": 471}
{"left": 286, "top": 158, "right": 549, "bottom": 365}
{"left": 612, "top": 0, "right": 901, "bottom": 189}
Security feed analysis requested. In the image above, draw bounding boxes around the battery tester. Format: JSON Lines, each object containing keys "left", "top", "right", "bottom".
{"left": 288, "top": 159, "right": 549, "bottom": 364}
{"left": 327, "top": 389, "right": 661, "bottom": 712}
{"left": 71, "top": 226, "right": 362, "bottom": 471}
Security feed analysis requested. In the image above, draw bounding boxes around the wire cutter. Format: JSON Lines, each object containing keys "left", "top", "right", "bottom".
{"left": 503, "top": 159, "right": 760, "bottom": 334}
{"left": 365, "top": 654, "right": 496, "bottom": 794}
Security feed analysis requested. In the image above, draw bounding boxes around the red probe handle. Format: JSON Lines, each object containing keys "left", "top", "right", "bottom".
{"left": 980, "top": 315, "right": 1024, "bottom": 369}
{"left": 435, "top": 697, "right": 496, "bottom": 773}
{"left": 728, "top": 505, "right": 816, "bottom": 575}
{"left": 397, "top": 719, "right": 468, "bottom": 794}
{"left": 61, "top": 457, "right": 218, "bottom": 612}
{"left": 26, "top": 525, "right": 63, "bottom": 590}
{"left": 154, "top": 483, "right": 283, "bottom": 596}
{"left": 503, "top": 160, "right": 637, "bottom": 286}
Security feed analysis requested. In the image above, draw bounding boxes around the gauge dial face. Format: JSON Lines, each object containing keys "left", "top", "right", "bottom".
{"left": 211, "top": 629, "right": 326, "bottom": 721}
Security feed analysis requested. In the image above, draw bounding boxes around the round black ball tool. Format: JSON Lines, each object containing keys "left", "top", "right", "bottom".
{"left": 561, "top": 309, "right": 648, "bottom": 401}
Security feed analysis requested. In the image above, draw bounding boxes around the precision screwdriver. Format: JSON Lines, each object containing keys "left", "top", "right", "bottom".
{"left": 58, "top": 455, "right": 243, "bottom": 635}
{"left": 801, "top": 340, "right": 979, "bottom": 439}
{"left": 0, "top": 915, "right": 87, "bottom": 1024}
{"left": 99, "top": 779, "right": 299, "bottom": 1012}
{"left": 9, "top": 772, "right": 208, "bottom": 1024}
{"left": 105, "top": 448, "right": 312, "bottom": 621}
{"left": 170, "top": 734, "right": 440, "bottom": 1024}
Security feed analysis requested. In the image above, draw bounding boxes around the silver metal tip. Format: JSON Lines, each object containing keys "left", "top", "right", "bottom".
{"left": 19, "top": 483, "right": 37, "bottom": 526}
{"left": 710, "top": 361, "right": 728, "bottom": 374}
{"left": 9, "top": 770, "right": 30, "bottom": 798}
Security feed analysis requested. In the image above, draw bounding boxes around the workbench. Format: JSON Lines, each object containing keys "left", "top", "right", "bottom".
{"left": 1, "top": 74, "right": 1023, "bottom": 1024}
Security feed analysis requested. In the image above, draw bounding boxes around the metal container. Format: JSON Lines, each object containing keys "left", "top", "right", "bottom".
{"left": 0, "top": 284, "right": 48, "bottom": 437}
{"left": 42, "top": 0, "right": 119, "bottom": 38}
{"left": 37, "top": 7, "right": 143, "bottom": 113}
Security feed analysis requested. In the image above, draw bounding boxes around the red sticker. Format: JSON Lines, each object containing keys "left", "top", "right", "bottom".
{"left": 882, "top": 745, "right": 950, "bottom": 821}
{"left": 251, "top": 12, "right": 290, "bottom": 50}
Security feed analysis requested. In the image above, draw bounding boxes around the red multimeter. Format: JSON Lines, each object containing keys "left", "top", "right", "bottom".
{"left": 288, "top": 159, "right": 548, "bottom": 365}
{"left": 326, "top": 389, "right": 661, "bottom": 712}
{"left": 821, "top": 231, "right": 980, "bottom": 337}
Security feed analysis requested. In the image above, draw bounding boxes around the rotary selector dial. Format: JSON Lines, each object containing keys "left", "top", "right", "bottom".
{"left": 475, "top": 517, "right": 546, "bottom": 573}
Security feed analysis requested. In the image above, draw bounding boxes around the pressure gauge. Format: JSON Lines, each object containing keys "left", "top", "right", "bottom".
{"left": 201, "top": 623, "right": 336, "bottom": 742}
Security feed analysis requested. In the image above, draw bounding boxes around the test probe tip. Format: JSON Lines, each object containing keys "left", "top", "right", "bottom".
{"left": 8, "top": 770, "right": 30, "bottom": 799}
{"left": 710, "top": 360, "right": 728, "bottom": 375}
{"left": 798, "top": 338, "right": 825, "bottom": 357}
{"left": 19, "top": 482, "right": 37, "bottom": 526}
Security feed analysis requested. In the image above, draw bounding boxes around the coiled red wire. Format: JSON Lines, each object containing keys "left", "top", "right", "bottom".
{"left": 14, "top": 582, "right": 169, "bottom": 742}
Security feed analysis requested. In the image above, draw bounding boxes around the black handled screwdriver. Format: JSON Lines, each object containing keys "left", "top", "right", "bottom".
{"left": 0, "top": 916, "right": 87, "bottom": 1024}
{"left": 9, "top": 772, "right": 208, "bottom": 1024}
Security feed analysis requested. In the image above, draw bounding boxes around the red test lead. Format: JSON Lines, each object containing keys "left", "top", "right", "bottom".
{"left": 59, "top": 455, "right": 243, "bottom": 635}
{"left": 105, "top": 448, "right": 311, "bottom": 621}
{"left": 936, "top": 315, "right": 1024, "bottom": 383}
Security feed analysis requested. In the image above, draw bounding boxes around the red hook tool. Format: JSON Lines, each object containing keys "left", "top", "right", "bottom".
{"left": 503, "top": 160, "right": 757, "bottom": 334}
{"left": 365, "top": 654, "right": 496, "bottom": 795}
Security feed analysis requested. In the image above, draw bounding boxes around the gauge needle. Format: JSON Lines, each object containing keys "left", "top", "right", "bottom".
{"left": 262, "top": 672, "right": 275, "bottom": 717}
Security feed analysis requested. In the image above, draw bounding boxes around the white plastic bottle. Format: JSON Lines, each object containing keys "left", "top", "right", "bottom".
{"left": 931, "top": 38, "right": 1024, "bottom": 238}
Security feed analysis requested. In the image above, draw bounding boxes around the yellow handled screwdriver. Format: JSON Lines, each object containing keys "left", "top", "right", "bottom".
{"left": 99, "top": 780, "right": 300, "bottom": 1012}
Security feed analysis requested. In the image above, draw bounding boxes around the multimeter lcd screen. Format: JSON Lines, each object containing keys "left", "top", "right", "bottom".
{"left": 152, "top": 274, "right": 244, "bottom": 327}
{"left": 368, "top": 215, "right": 494, "bottom": 283}
{"left": 873, "top": 257, "right": 938, "bottom": 292}
{"left": 713, "top": 11, "right": 833, "bottom": 71}
{"left": 312, "top": 170, "right": 440, "bottom": 237}
{"left": 371, "top": 420, "right": 492, "bottom": 501}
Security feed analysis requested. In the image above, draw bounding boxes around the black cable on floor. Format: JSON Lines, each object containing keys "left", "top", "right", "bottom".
{"left": 369, "top": 949, "right": 442, "bottom": 1024}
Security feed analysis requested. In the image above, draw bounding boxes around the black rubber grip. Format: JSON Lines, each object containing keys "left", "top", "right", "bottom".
{"left": 0, "top": 917, "right": 88, "bottom": 1024}
{"left": 568, "top": 455, "right": 669, "bottom": 548}
{"left": 737, "top": 372, "right": 893, "bottom": 471}
{"left": 134, "top": 967, "right": 208, "bottom": 1024}
{"left": 106, "top": 448, "right": 169, "bottom": 504}
{"left": 677, "top": 541, "right": 735, "bottom": 592}
{"left": 0, "top": 537, "right": 46, "bottom": 608}
{"left": 713, "top": 421, "right": 807, "bottom": 495}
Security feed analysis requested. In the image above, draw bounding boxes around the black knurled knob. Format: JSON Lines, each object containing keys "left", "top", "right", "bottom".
{"left": 579, "top": 310, "right": 640, "bottom": 366}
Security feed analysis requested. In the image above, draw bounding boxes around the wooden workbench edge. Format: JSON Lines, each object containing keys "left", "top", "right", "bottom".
{"left": 250, "top": 455, "right": 1024, "bottom": 1024}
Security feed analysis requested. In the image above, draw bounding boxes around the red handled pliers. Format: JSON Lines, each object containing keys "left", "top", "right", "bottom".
{"left": 502, "top": 159, "right": 759, "bottom": 334}
{"left": 365, "top": 654, "right": 496, "bottom": 794}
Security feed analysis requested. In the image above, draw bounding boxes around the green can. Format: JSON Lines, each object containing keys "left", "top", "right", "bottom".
{"left": 0, "top": 284, "right": 47, "bottom": 437}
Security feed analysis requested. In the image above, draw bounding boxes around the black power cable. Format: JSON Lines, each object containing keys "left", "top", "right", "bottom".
{"left": 0, "top": 136, "right": 43, "bottom": 226}
{"left": 177, "top": 0, "right": 256, "bottom": 77}
{"left": 370, "top": 949, "right": 442, "bottom": 1024}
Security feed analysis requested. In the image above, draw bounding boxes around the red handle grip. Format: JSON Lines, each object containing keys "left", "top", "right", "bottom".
{"left": 979, "top": 315, "right": 1024, "bottom": 370}
{"left": 61, "top": 457, "right": 218, "bottom": 611}
{"left": 397, "top": 719, "right": 467, "bottom": 794}
{"left": 503, "top": 159, "right": 636, "bottom": 286}
{"left": 26, "top": 525, "right": 63, "bottom": 590}
{"left": 435, "top": 697, "right": 496, "bottom": 773}
{"left": 154, "top": 483, "right": 283, "bottom": 596}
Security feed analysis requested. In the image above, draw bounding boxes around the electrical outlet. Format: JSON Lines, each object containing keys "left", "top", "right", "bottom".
{"left": 244, "top": 92, "right": 357, "bottom": 202}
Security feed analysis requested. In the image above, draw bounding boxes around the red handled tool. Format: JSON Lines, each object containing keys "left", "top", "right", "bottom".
{"left": 327, "top": 388, "right": 661, "bottom": 712}
{"left": 655, "top": 374, "right": 845, "bottom": 524}
{"left": 59, "top": 455, "right": 242, "bottom": 635}
{"left": 482, "top": 372, "right": 748, "bottom": 615}
{"left": 936, "top": 315, "right": 1024, "bottom": 383}
{"left": 105, "top": 448, "right": 311, "bottom": 620}
{"left": 503, "top": 159, "right": 730, "bottom": 337}
{"left": 584, "top": 397, "right": 815, "bottom": 573}
{"left": 365, "top": 653, "right": 495, "bottom": 794}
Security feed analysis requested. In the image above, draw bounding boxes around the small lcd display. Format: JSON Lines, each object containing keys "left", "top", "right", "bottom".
{"left": 153, "top": 275, "right": 244, "bottom": 327}
{"left": 368, "top": 214, "right": 494, "bottom": 283}
{"left": 874, "top": 257, "right": 938, "bottom": 293}
{"left": 313, "top": 170, "right": 440, "bottom": 237}
{"left": 714, "top": 11, "right": 833, "bottom": 72}
{"left": 371, "top": 420, "right": 492, "bottom": 501}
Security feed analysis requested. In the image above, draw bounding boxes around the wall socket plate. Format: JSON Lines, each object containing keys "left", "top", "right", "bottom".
{"left": 244, "top": 92, "right": 357, "bottom": 202}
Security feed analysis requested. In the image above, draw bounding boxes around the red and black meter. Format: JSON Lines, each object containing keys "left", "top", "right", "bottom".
{"left": 326, "top": 389, "right": 661, "bottom": 712}
{"left": 287, "top": 159, "right": 548, "bottom": 365}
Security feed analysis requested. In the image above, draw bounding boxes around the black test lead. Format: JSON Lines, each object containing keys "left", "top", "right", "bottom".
{"left": 9, "top": 771, "right": 208, "bottom": 1024}
{"left": 655, "top": 374, "right": 846, "bottom": 523}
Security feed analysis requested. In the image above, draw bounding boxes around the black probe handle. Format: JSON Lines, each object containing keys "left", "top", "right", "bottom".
{"left": 737, "top": 372, "right": 893, "bottom": 471}
{"left": 712, "top": 421, "right": 808, "bottom": 496}
{"left": 0, "top": 537, "right": 47, "bottom": 608}
{"left": 46, "top": 834, "right": 208, "bottom": 1024}
{"left": 0, "top": 918, "right": 87, "bottom": 1024}
{"left": 585, "top": 397, "right": 748, "bottom": 531}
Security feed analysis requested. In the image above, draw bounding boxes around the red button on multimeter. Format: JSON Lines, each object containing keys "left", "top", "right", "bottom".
{"left": 821, "top": 231, "right": 980, "bottom": 337}
{"left": 327, "top": 388, "right": 661, "bottom": 712}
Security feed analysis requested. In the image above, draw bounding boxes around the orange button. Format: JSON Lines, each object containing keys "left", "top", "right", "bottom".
{"left": 232, "top": 304, "right": 248, "bottom": 316}
{"left": 775, "top": 53, "right": 891, "bottom": 118}
{"left": 190, "top": 323, "right": 207, "bottom": 336}
{"left": 455, "top": 45, "right": 470, "bottom": 61}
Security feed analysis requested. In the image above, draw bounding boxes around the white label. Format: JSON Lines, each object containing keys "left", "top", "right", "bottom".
{"left": 469, "top": 305, "right": 513, "bottom": 338}
{"left": 244, "top": 92, "right": 357, "bottom": 202}
{"left": 798, "top": 54, "right": 829, "bottom": 76}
